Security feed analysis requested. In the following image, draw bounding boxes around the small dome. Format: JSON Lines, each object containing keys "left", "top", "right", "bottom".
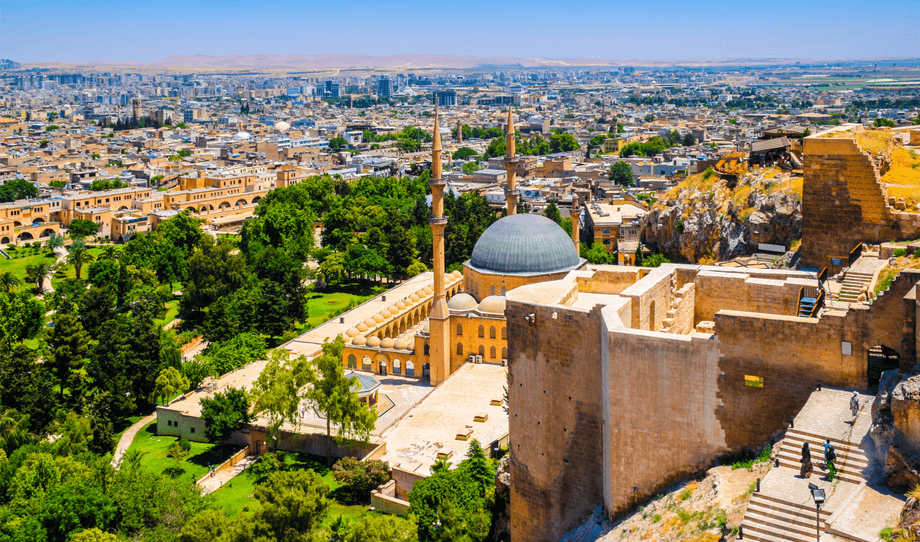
{"left": 274, "top": 121, "right": 290, "bottom": 132}
{"left": 394, "top": 338, "right": 410, "bottom": 350}
{"left": 356, "top": 323, "right": 369, "bottom": 332}
{"left": 422, "top": 322, "right": 430, "bottom": 333}
{"left": 373, "top": 314, "right": 385, "bottom": 323}
{"left": 380, "top": 310, "right": 392, "bottom": 319}
{"left": 387, "top": 305, "right": 399, "bottom": 314}
{"left": 451, "top": 270, "right": 463, "bottom": 278}
{"left": 448, "top": 293, "right": 478, "bottom": 311}
{"left": 233, "top": 131, "right": 251, "bottom": 140}
{"left": 469, "top": 214, "right": 582, "bottom": 275}
{"left": 366, "top": 336, "right": 381, "bottom": 347}
{"left": 445, "top": 274, "right": 453, "bottom": 283}
{"left": 422, "top": 287, "right": 433, "bottom": 295}
{"left": 478, "top": 295, "right": 507, "bottom": 315}
{"left": 352, "top": 335, "right": 367, "bottom": 346}
{"left": 345, "top": 327, "right": 359, "bottom": 337}
{"left": 363, "top": 318, "right": 377, "bottom": 328}
{"left": 409, "top": 294, "right": 421, "bottom": 302}
{"left": 395, "top": 301, "right": 407, "bottom": 310}
{"left": 416, "top": 289, "right": 427, "bottom": 298}
{"left": 380, "top": 338, "right": 395, "bottom": 349}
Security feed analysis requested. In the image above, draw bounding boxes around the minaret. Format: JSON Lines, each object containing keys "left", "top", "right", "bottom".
{"left": 503, "top": 108, "right": 519, "bottom": 215}
{"left": 427, "top": 106, "right": 452, "bottom": 386}
{"left": 456, "top": 120, "right": 463, "bottom": 143}
{"left": 571, "top": 194, "right": 580, "bottom": 249}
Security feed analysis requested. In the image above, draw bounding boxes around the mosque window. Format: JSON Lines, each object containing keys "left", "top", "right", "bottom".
{"left": 490, "top": 346, "right": 496, "bottom": 359}
{"left": 501, "top": 327, "right": 507, "bottom": 340}
{"left": 502, "top": 347, "right": 508, "bottom": 359}
{"left": 490, "top": 286, "right": 495, "bottom": 296}
{"left": 501, "top": 287, "right": 506, "bottom": 295}
{"left": 424, "top": 344, "right": 430, "bottom": 355}
{"left": 478, "top": 345, "right": 485, "bottom": 357}
{"left": 347, "top": 354, "right": 357, "bottom": 368}
{"left": 456, "top": 323, "right": 463, "bottom": 336}
{"left": 490, "top": 326, "right": 496, "bottom": 339}
{"left": 457, "top": 343, "right": 463, "bottom": 355}
{"left": 478, "top": 325, "right": 485, "bottom": 338}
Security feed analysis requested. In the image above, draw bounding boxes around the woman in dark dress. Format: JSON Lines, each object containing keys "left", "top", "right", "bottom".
{"left": 800, "top": 442, "right": 813, "bottom": 478}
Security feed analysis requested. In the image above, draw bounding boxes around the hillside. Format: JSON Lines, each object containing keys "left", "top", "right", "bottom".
{"left": 641, "top": 168, "right": 803, "bottom": 264}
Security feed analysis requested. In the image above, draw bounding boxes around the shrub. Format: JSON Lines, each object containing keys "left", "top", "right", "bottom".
{"left": 332, "top": 457, "right": 391, "bottom": 504}
{"left": 702, "top": 166, "right": 715, "bottom": 180}
{"left": 893, "top": 248, "right": 908, "bottom": 257}
{"left": 177, "top": 438, "right": 191, "bottom": 452}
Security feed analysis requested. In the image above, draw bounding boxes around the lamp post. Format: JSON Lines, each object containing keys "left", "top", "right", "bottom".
{"left": 808, "top": 483, "right": 826, "bottom": 542}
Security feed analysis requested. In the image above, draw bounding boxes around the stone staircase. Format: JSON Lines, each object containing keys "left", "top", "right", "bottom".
{"left": 835, "top": 271, "right": 874, "bottom": 303}
{"left": 797, "top": 296, "right": 818, "bottom": 318}
{"left": 739, "top": 388, "right": 877, "bottom": 542}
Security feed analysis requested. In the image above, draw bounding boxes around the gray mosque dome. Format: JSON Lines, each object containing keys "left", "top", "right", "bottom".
{"left": 469, "top": 214, "right": 583, "bottom": 275}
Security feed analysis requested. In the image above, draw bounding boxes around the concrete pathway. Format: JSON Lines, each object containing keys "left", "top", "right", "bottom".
{"left": 198, "top": 453, "right": 259, "bottom": 495}
{"left": 111, "top": 412, "right": 156, "bottom": 469}
{"left": 740, "top": 387, "right": 903, "bottom": 542}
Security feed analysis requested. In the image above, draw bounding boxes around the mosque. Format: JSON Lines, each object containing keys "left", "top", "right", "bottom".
{"left": 340, "top": 109, "right": 585, "bottom": 385}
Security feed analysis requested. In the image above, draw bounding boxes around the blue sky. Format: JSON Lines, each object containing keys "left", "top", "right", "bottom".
{"left": 1, "top": 0, "right": 917, "bottom": 63}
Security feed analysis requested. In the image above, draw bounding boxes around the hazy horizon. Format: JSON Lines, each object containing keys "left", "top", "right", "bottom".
{"left": 2, "top": 0, "right": 918, "bottom": 65}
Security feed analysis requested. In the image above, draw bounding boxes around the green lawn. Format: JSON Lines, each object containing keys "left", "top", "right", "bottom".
{"left": 209, "top": 451, "right": 376, "bottom": 528}
{"left": 0, "top": 246, "right": 113, "bottom": 290}
{"left": 302, "top": 281, "right": 387, "bottom": 330}
{"left": 155, "top": 299, "right": 181, "bottom": 329}
{"left": 127, "top": 422, "right": 238, "bottom": 486}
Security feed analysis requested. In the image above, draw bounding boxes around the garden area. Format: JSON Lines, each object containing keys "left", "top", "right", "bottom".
{"left": 301, "top": 280, "right": 387, "bottom": 330}
{"left": 126, "top": 422, "right": 240, "bottom": 486}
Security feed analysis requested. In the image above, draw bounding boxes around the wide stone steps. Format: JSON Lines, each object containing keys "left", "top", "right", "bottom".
{"left": 741, "top": 492, "right": 830, "bottom": 542}
{"left": 836, "top": 271, "right": 874, "bottom": 302}
{"left": 774, "top": 431, "right": 869, "bottom": 484}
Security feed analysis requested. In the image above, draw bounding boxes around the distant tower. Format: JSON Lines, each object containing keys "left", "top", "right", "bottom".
{"left": 503, "top": 108, "right": 519, "bottom": 215}
{"left": 131, "top": 98, "right": 141, "bottom": 121}
{"left": 427, "top": 106, "right": 451, "bottom": 386}
{"left": 456, "top": 120, "right": 463, "bottom": 143}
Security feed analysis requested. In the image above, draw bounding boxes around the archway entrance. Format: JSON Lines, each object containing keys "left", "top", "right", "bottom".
{"left": 379, "top": 360, "right": 387, "bottom": 376}
{"left": 868, "top": 345, "right": 899, "bottom": 389}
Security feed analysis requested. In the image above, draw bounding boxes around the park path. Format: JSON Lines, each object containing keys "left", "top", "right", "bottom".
{"left": 111, "top": 412, "right": 156, "bottom": 469}
{"left": 198, "top": 453, "right": 259, "bottom": 495}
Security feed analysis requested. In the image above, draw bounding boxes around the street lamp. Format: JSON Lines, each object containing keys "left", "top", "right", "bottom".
{"left": 808, "top": 483, "right": 825, "bottom": 541}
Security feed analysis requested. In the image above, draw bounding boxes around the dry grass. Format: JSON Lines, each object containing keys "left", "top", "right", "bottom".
{"left": 855, "top": 130, "right": 897, "bottom": 155}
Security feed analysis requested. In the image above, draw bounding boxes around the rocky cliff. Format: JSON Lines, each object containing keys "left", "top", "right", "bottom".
{"left": 640, "top": 168, "right": 803, "bottom": 264}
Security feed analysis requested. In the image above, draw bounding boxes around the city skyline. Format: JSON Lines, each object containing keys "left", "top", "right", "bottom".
{"left": 1, "top": 0, "right": 918, "bottom": 64}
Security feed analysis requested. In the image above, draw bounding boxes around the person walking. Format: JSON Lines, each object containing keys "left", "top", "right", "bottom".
{"left": 800, "top": 442, "right": 813, "bottom": 479}
{"left": 823, "top": 439, "right": 836, "bottom": 471}
{"left": 850, "top": 391, "right": 860, "bottom": 424}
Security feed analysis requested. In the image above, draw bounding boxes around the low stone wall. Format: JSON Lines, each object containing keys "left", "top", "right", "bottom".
{"left": 196, "top": 446, "right": 249, "bottom": 486}
{"left": 371, "top": 480, "right": 411, "bottom": 516}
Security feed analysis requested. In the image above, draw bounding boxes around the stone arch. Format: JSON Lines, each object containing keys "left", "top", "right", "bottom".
{"left": 13, "top": 221, "right": 22, "bottom": 227}
{"left": 478, "top": 344, "right": 485, "bottom": 357}
{"left": 235, "top": 199, "right": 248, "bottom": 206}
{"left": 490, "top": 346, "right": 496, "bottom": 359}
{"left": 456, "top": 343, "right": 463, "bottom": 355}
{"left": 252, "top": 196, "right": 262, "bottom": 203}
{"left": 405, "top": 360, "right": 415, "bottom": 376}
{"left": 478, "top": 325, "right": 484, "bottom": 338}
{"left": 393, "top": 358, "right": 402, "bottom": 374}
{"left": 0, "top": 237, "right": 9, "bottom": 245}
{"left": 378, "top": 359, "right": 388, "bottom": 376}
{"left": 422, "top": 363, "right": 430, "bottom": 378}
{"left": 347, "top": 354, "right": 357, "bottom": 369}
{"left": 424, "top": 344, "right": 430, "bottom": 355}
{"left": 456, "top": 323, "right": 463, "bottom": 336}
{"left": 502, "top": 346, "right": 507, "bottom": 359}
{"left": 374, "top": 353, "right": 389, "bottom": 374}
{"left": 31, "top": 217, "right": 45, "bottom": 225}
{"left": 219, "top": 201, "right": 231, "bottom": 210}
{"left": 39, "top": 228, "right": 55, "bottom": 238}
{"left": 362, "top": 356, "right": 372, "bottom": 371}
{"left": 117, "top": 206, "right": 129, "bottom": 211}
{"left": 490, "top": 325, "right": 496, "bottom": 339}
{"left": 501, "top": 327, "right": 507, "bottom": 340}
{"left": 17, "top": 232, "right": 33, "bottom": 242}
{"left": 208, "top": 204, "right": 215, "bottom": 211}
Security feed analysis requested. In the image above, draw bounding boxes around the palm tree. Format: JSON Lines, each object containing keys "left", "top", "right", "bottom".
{"left": 25, "top": 262, "right": 55, "bottom": 293}
{"left": 46, "top": 233, "right": 65, "bottom": 251}
{"left": 66, "top": 242, "right": 95, "bottom": 281}
{"left": 99, "top": 246, "right": 120, "bottom": 261}
{"left": 0, "top": 272, "right": 21, "bottom": 293}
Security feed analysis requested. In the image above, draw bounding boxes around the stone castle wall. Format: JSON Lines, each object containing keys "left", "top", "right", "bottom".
{"left": 800, "top": 136, "right": 920, "bottom": 267}
{"left": 506, "top": 301, "right": 606, "bottom": 542}
{"left": 694, "top": 269, "right": 804, "bottom": 322}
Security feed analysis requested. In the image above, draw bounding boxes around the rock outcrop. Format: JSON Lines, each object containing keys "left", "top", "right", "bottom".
{"left": 641, "top": 169, "right": 802, "bottom": 263}
{"left": 871, "top": 370, "right": 920, "bottom": 489}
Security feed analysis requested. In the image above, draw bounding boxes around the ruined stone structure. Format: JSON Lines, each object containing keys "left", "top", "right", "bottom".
{"left": 506, "top": 264, "right": 919, "bottom": 541}
{"left": 800, "top": 127, "right": 920, "bottom": 268}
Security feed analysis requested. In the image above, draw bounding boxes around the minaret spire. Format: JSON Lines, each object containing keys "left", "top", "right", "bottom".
{"left": 427, "top": 105, "right": 451, "bottom": 386}
{"left": 503, "top": 107, "right": 519, "bottom": 215}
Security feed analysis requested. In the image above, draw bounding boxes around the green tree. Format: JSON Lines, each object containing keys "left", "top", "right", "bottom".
{"left": 549, "top": 132, "right": 580, "bottom": 153}
{"left": 67, "top": 220, "right": 99, "bottom": 239}
{"left": 66, "top": 239, "right": 95, "bottom": 281}
{"left": 39, "top": 483, "right": 117, "bottom": 541}
{"left": 0, "top": 179, "right": 39, "bottom": 203}
{"left": 0, "top": 272, "right": 21, "bottom": 293}
{"left": 349, "top": 515, "right": 417, "bottom": 542}
{"left": 303, "top": 336, "right": 377, "bottom": 465}
{"left": 581, "top": 242, "right": 614, "bottom": 264}
{"left": 328, "top": 137, "right": 348, "bottom": 150}
{"left": 875, "top": 117, "right": 897, "bottom": 128}
{"left": 683, "top": 132, "right": 697, "bottom": 146}
{"left": 253, "top": 470, "right": 330, "bottom": 541}
{"left": 451, "top": 147, "right": 477, "bottom": 161}
{"left": 48, "top": 312, "right": 90, "bottom": 404}
{"left": 25, "top": 261, "right": 55, "bottom": 293}
{"left": 70, "top": 528, "right": 118, "bottom": 542}
{"left": 542, "top": 201, "right": 563, "bottom": 226}
{"left": 152, "top": 366, "right": 189, "bottom": 405}
{"left": 199, "top": 387, "right": 252, "bottom": 444}
{"left": 331, "top": 457, "right": 391, "bottom": 504}
{"left": 46, "top": 233, "right": 65, "bottom": 251}
{"left": 250, "top": 349, "right": 302, "bottom": 450}
{"left": 642, "top": 253, "right": 671, "bottom": 267}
